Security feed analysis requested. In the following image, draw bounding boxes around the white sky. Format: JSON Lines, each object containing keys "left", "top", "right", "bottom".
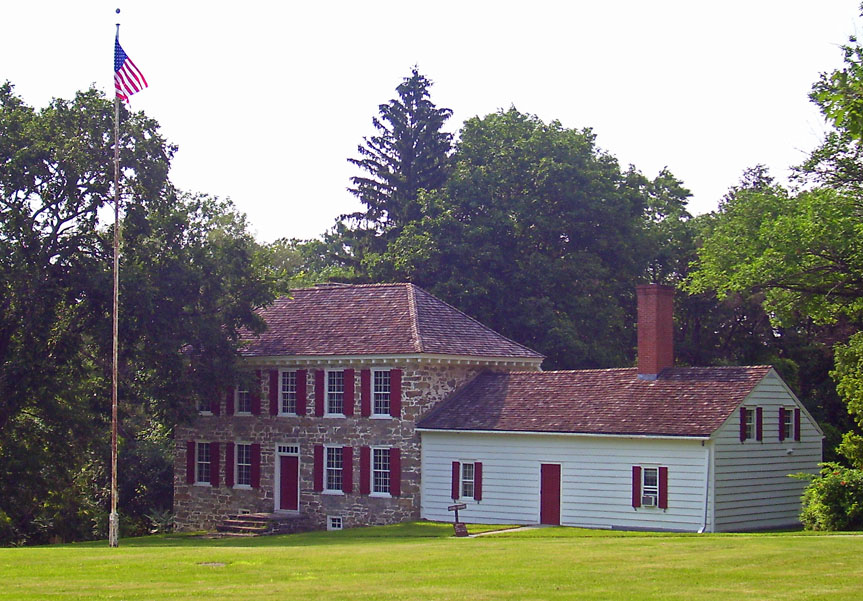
{"left": 2, "top": 1, "right": 860, "bottom": 242}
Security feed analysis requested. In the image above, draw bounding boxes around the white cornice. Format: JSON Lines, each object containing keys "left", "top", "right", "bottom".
{"left": 241, "top": 354, "right": 543, "bottom": 368}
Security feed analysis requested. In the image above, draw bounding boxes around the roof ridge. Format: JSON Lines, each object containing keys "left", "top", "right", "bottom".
{"left": 405, "top": 283, "right": 424, "bottom": 353}
{"left": 410, "top": 285, "right": 544, "bottom": 359}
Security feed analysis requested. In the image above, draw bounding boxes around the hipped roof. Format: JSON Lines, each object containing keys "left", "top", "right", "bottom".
{"left": 241, "top": 283, "right": 544, "bottom": 360}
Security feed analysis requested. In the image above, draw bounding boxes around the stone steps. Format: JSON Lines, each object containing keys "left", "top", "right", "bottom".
{"left": 214, "top": 513, "right": 315, "bottom": 536}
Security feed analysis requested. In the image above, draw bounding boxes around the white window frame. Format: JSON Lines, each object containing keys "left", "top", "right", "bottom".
{"left": 235, "top": 381, "right": 252, "bottom": 415}
{"left": 325, "top": 370, "right": 345, "bottom": 417}
{"left": 235, "top": 442, "right": 252, "bottom": 489}
{"left": 371, "top": 446, "right": 391, "bottom": 497}
{"left": 279, "top": 370, "right": 298, "bottom": 416}
{"left": 324, "top": 445, "right": 344, "bottom": 494}
{"left": 371, "top": 369, "right": 391, "bottom": 418}
{"left": 327, "top": 515, "right": 344, "bottom": 531}
{"left": 782, "top": 407, "right": 795, "bottom": 441}
{"left": 637, "top": 465, "right": 662, "bottom": 509}
{"left": 743, "top": 408, "right": 755, "bottom": 441}
{"left": 195, "top": 442, "right": 211, "bottom": 486}
{"left": 460, "top": 461, "right": 476, "bottom": 500}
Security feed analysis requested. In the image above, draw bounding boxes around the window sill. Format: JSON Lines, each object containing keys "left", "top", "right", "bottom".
{"left": 233, "top": 484, "right": 253, "bottom": 490}
{"left": 235, "top": 411, "right": 253, "bottom": 416}
{"left": 322, "top": 490, "right": 345, "bottom": 496}
{"left": 278, "top": 413, "right": 299, "bottom": 418}
{"left": 324, "top": 413, "right": 346, "bottom": 419}
{"left": 370, "top": 492, "right": 392, "bottom": 498}
{"left": 370, "top": 414, "right": 392, "bottom": 420}
{"left": 193, "top": 482, "right": 212, "bottom": 487}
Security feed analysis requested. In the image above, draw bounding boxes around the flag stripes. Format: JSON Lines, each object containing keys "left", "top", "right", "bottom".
{"left": 114, "top": 38, "right": 147, "bottom": 102}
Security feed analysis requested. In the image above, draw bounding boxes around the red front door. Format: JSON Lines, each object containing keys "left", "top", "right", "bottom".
{"left": 540, "top": 464, "right": 561, "bottom": 525}
{"left": 279, "top": 455, "right": 299, "bottom": 511}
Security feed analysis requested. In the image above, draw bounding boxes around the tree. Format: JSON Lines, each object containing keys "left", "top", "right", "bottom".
{"left": 0, "top": 83, "right": 273, "bottom": 543}
{"left": 346, "top": 67, "right": 453, "bottom": 251}
{"left": 368, "top": 108, "right": 666, "bottom": 368}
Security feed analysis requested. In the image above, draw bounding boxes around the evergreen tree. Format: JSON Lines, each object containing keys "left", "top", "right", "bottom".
{"left": 347, "top": 67, "right": 453, "bottom": 247}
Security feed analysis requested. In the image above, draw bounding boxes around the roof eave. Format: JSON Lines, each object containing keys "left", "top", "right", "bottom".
{"left": 416, "top": 427, "right": 710, "bottom": 441}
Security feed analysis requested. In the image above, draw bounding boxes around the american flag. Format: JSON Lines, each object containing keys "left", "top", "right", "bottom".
{"left": 114, "top": 37, "right": 147, "bottom": 102}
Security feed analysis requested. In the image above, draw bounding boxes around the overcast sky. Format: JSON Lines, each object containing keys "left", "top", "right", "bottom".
{"left": 3, "top": 1, "right": 861, "bottom": 242}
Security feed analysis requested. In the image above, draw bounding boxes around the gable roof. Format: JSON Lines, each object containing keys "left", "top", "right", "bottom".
{"left": 417, "top": 366, "right": 773, "bottom": 438}
{"left": 241, "top": 283, "right": 544, "bottom": 360}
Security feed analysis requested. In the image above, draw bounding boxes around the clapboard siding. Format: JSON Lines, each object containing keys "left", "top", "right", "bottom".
{"left": 420, "top": 431, "right": 711, "bottom": 532}
{"left": 711, "top": 371, "right": 821, "bottom": 531}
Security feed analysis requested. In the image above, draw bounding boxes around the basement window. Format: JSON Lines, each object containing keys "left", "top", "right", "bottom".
{"left": 327, "top": 516, "right": 344, "bottom": 531}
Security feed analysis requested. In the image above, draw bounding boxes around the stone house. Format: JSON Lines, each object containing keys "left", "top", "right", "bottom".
{"left": 173, "top": 283, "right": 543, "bottom": 532}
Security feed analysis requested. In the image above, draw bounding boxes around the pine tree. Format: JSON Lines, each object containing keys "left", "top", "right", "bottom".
{"left": 347, "top": 68, "right": 452, "bottom": 242}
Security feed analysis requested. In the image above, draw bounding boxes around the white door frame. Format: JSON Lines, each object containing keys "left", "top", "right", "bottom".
{"left": 274, "top": 443, "right": 300, "bottom": 513}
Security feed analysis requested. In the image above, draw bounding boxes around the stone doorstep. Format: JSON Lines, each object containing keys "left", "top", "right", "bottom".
{"left": 214, "top": 512, "right": 314, "bottom": 537}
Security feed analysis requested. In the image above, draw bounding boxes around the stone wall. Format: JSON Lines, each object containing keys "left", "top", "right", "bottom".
{"left": 174, "top": 360, "right": 534, "bottom": 532}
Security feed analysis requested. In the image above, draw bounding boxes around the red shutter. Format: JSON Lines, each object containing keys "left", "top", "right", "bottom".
{"left": 794, "top": 408, "right": 801, "bottom": 442}
{"left": 451, "top": 461, "right": 460, "bottom": 500}
{"left": 296, "top": 369, "right": 307, "bottom": 416}
{"left": 756, "top": 407, "right": 763, "bottom": 441}
{"left": 779, "top": 407, "right": 786, "bottom": 441}
{"left": 658, "top": 466, "right": 669, "bottom": 509}
{"left": 313, "top": 444, "right": 324, "bottom": 492}
{"left": 390, "top": 369, "right": 402, "bottom": 418}
{"left": 315, "top": 370, "right": 325, "bottom": 417}
{"left": 210, "top": 395, "right": 220, "bottom": 415}
{"left": 739, "top": 407, "right": 747, "bottom": 442}
{"left": 344, "top": 369, "right": 355, "bottom": 416}
{"left": 186, "top": 441, "right": 195, "bottom": 484}
{"left": 209, "top": 442, "right": 220, "bottom": 488}
{"left": 474, "top": 462, "right": 483, "bottom": 501}
{"left": 225, "top": 442, "right": 235, "bottom": 488}
{"left": 390, "top": 448, "right": 401, "bottom": 497}
{"left": 251, "top": 443, "right": 261, "bottom": 488}
{"left": 342, "top": 446, "right": 354, "bottom": 493}
{"left": 360, "top": 369, "right": 371, "bottom": 417}
{"left": 269, "top": 369, "right": 279, "bottom": 416}
{"left": 225, "top": 386, "right": 235, "bottom": 416}
{"left": 251, "top": 370, "right": 262, "bottom": 415}
{"left": 632, "top": 466, "right": 642, "bottom": 508}
{"left": 359, "top": 446, "right": 371, "bottom": 494}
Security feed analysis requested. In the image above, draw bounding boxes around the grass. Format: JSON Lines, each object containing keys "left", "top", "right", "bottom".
{"left": 1, "top": 523, "right": 862, "bottom": 600}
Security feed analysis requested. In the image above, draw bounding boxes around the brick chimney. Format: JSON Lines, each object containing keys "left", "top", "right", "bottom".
{"left": 636, "top": 284, "right": 674, "bottom": 380}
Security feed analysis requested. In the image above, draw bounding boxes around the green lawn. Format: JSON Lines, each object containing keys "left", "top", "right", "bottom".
{"left": 1, "top": 523, "right": 861, "bottom": 600}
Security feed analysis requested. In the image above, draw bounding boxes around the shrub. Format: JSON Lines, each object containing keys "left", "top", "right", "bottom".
{"left": 799, "top": 462, "right": 863, "bottom": 531}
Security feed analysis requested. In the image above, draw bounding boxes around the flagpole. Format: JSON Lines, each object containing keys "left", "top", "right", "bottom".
{"left": 109, "top": 18, "right": 121, "bottom": 549}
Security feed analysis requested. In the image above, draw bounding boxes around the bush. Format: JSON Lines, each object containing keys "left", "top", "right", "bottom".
{"left": 799, "top": 462, "right": 863, "bottom": 530}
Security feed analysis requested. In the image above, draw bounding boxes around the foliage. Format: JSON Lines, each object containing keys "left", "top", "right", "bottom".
{"left": 811, "top": 17, "right": 863, "bottom": 142}
{"left": 346, "top": 67, "right": 452, "bottom": 255}
{"left": 0, "top": 83, "right": 272, "bottom": 544}
{"left": 799, "top": 462, "right": 863, "bottom": 530}
{"left": 364, "top": 108, "right": 677, "bottom": 368}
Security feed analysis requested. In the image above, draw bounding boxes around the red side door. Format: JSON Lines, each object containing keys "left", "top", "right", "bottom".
{"left": 540, "top": 464, "right": 561, "bottom": 525}
{"left": 279, "top": 455, "right": 299, "bottom": 511}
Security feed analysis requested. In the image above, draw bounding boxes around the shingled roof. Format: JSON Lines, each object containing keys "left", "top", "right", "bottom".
{"left": 241, "top": 283, "right": 544, "bottom": 360}
{"left": 417, "top": 366, "right": 773, "bottom": 438}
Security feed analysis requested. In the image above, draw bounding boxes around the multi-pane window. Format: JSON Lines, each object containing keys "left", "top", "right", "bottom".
{"left": 197, "top": 398, "right": 210, "bottom": 413}
{"left": 373, "top": 370, "right": 391, "bottom": 416}
{"left": 281, "top": 371, "right": 297, "bottom": 415}
{"left": 782, "top": 408, "right": 794, "bottom": 441}
{"left": 326, "top": 446, "right": 343, "bottom": 491}
{"left": 743, "top": 408, "right": 755, "bottom": 440}
{"left": 642, "top": 467, "right": 659, "bottom": 499}
{"left": 372, "top": 448, "right": 390, "bottom": 494}
{"left": 461, "top": 462, "right": 475, "bottom": 499}
{"left": 196, "top": 442, "right": 210, "bottom": 484}
{"left": 236, "top": 383, "right": 251, "bottom": 414}
{"left": 327, "top": 371, "right": 345, "bottom": 415}
{"left": 236, "top": 443, "right": 252, "bottom": 486}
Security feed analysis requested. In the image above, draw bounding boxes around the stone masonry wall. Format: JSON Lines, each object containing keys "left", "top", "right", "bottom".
{"left": 174, "top": 360, "right": 536, "bottom": 532}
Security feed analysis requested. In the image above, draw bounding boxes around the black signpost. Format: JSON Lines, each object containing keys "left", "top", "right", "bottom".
{"left": 448, "top": 503, "right": 468, "bottom": 537}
